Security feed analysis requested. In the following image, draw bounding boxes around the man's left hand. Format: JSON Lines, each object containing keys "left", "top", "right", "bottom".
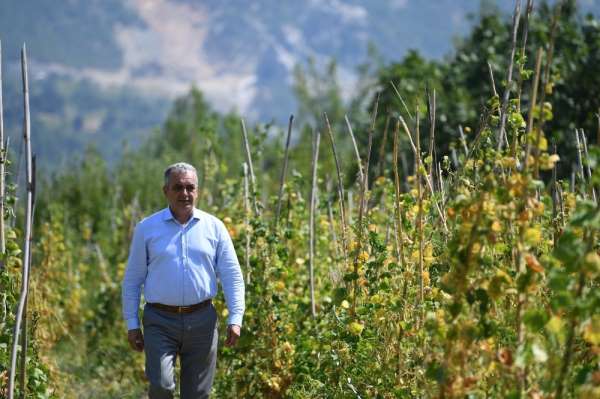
{"left": 225, "top": 324, "right": 241, "bottom": 347}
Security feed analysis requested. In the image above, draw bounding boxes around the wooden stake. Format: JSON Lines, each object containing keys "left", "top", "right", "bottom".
{"left": 580, "top": 130, "right": 597, "bottom": 203}
{"left": 324, "top": 113, "right": 348, "bottom": 260}
{"left": 243, "top": 163, "right": 251, "bottom": 284}
{"left": 0, "top": 39, "right": 5, "bottom": 255}
{"left": 427, "top": 88, "right": 436, "bottom": 188}
{"left": 498, "top": 0, "right": 522, "bottom": 151}
{"left": 575, "top": 129, "right": 587, "bottom": 200}
{"left": 8, "top": 44, "right": 35, "bottom": 399}
{"left": 400, "top": 116, "right": 448, "bottom": 233}
{"left": 392, "top": 119, "right": 406, "bottom": 268}
{"left": 325, "top": 177, "right": 340, "bottom": 259}
{"left": 378, "top": 114, "right": 391, "bottom": 179}
{"left": 551, "top": 143, "right": 559, "bottom": 246}
{"left": 309, "top": 130, "right": 321, "bottom": 318}
{"left": 241, "top": 118, "right": 260, "bottom": 216}
{"left": 487, "top": 62, "right": 498, "bottom": 97}
{"left": 415, "top": 109, "right": 425, "bottom": 304}
{"left": 344, "top": 114, "right": 364, "bottom": 184}
{"left": 515, "top": 0, "right": 535, "bottom": 110}
{"left": 458, "top": 125, "right": 469, "bottom": 156}
{"left": 351, "top": 97, "right": 377, "bottom": 314}
{"left": 523, "top": 48, "right": 543, "bottom": 173}
{"left": 275, "top": 115, "right": 294, "bottom": 228}
{"left": 390, "top": 81, "right": 414, "bottom": 120}
{"left": 19, "top": 155, "right": 35, "bottom": 399}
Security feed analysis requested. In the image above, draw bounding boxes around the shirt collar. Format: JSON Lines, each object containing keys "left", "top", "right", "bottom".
{"left": 162, "top": 207, "right": 202, "bottom": 223}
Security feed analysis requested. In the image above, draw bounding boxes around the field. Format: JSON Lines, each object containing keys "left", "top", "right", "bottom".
{"left": 1, "top": 1, "right": 600, "bottom": 398}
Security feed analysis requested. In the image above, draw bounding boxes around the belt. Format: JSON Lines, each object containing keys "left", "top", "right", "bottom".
{"left": 147, "top": 299, "right": 212, "bottom": 314}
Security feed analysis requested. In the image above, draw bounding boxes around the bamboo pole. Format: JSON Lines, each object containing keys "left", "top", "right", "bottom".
{"left": 437, "top": 162, "right": 446, "bottom": 211}
{"left": 309, "top": 130, "right": 320, "bottom": 318}
{"left": 575, "top": 129, "right": 587, "bottom": 200}
{"left": 415, "top": 109, "right": 425, "bottom": 304}
{"left": 243, "top": 163, "right": 251, "bottom": 284}
{"left": 551, "top": 143, "right": 559, "bottom": 246}
{"left": 344, "top": 114, "right": 364, "bottom": 183}
{"left": 497, "top": 0, "right": 522, "bottom": 151}
{"left": 515, "top": 0, "right": 535, "bottom": 110}
{"left": 275, "top": 115, "right": 294, "bottom": 228}
{"left": 537, "top": 3, "right": 561, "bottom": 125}
{"left": 390, "top": 81, "right": 413, "bottom": 120}
{"left": 8, "top": 44, "right": 35, "bottom": 399}
{"left": 378, "top": 114, "right": 391, "bottom": 179}
{"left": 240, "top": 118, "right": 260, "bottom": 216}
{"left": 351, "top": 97, "right": 378, "bottom": 314}
{"left": 325, "top": 177, "right": 340, "bottom": 260}
{"left": 450, "top": 148, "right": 459, "bottom": 170}
{"left": 399, "top": 116, "right": 448, "bottom": 233}
{"left": 0, "top": 39, "right": 5, "bottom": 254}
{"left": 523, "top": 48, "right": 543, "bottom": 172}
{"left": 19, "top": 155, "right": 35, "bottom": 399}
{"left": 324, "top": 113, "right": 348, "bottom": 260}
{"left": 360, "top": 93, "right": 379, "bottom": 212}
{"left": 400, "top": 151, "right": 409, "bottom": 191}
{"left": 392, "top": 119, "right": 406, "bottom": 269}
{"left": 352, "top": 115, "right": 379, "bottom": 315}
{"left": 487, "top": 62, "right": 498, "bottom": 97}
{"left": 458, "top": 125, "right": 469, "bottom": 156}
{"left": 347, "top": 189, "right": 353, "bottom": 227}
{"left": 427, "top": 88, "right": 436, "bottom": 189}
{"left": 580, "top": 130, "right": 597, "bottom": 203}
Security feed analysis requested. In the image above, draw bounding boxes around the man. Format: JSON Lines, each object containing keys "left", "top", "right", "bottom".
{"left": 122, "top": 162, "right": 245, "bottom": 398}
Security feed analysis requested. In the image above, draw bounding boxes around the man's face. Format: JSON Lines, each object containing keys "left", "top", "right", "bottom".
{"left": 163, "top": 170, "right": 198, "bottom": 217}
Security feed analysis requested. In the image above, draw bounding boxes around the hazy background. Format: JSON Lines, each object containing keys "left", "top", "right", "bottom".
{"left": 1, "top": 0, "right": 599, "bottom": 168}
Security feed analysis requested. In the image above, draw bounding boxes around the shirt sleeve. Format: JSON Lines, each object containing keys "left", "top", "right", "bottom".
{"left": 121, "top": 223, "right": 147, "bottom": 330}
{"left": 215, "top": 220, "right": 245, "bottom": 326}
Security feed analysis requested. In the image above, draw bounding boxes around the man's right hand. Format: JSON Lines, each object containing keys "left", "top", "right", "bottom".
{"left": 127, "top": 328, "right": 144, "bottom": 352}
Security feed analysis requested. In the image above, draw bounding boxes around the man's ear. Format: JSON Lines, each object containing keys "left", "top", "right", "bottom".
{"left": 163, "top": 185, "right": 168, "bottom": 196}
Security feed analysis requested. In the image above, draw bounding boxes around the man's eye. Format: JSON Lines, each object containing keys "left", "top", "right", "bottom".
{"left": 172, "top": 185, "right": 195, "bottom": 192}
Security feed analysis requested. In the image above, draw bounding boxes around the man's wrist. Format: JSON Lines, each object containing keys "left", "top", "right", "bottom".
{"left": 227, "top": 314, "right": 243, "bottom": 327}
{"left": 126, "top": 318, "right": 140, "bottom": 330}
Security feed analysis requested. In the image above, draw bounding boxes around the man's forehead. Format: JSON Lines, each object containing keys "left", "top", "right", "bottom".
{"left": 168, "top": 171, "right": 198, "bottom": 183}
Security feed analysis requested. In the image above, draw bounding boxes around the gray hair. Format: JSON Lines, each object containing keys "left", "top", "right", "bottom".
{"left": 164, "top": 162, "right": 197, "bottom": 186}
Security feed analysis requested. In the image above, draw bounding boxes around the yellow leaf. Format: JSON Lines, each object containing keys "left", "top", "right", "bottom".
{"left": 583, "top": 316, "right": 600, "bottom": 346}
{"left": 358, "top": 251, "right": 369, "bottom": 263}
{"left": 491, "top": 220, "right": 502, "bottom": 233}
{"left": 539, "top": 136, "right": 548, "bottom": 152}
{"left": 348, "top": 321, "right": 364, "bottom": 336}
{"left": 546, "top": 316, "right": 564, "bottom": 335}
{"left": 524, "top": 227, "right": 542, "bottom": 246}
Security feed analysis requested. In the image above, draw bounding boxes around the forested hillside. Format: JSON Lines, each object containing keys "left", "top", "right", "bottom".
{"left": 2, "top": 0, "right": 598, "bottom": 171}
{"left": 1, "top": 1, "right": 600, "bottom": 398}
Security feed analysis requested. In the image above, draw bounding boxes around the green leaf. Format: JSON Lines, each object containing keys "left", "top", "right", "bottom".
{"left": 523, "top": 309, "right": 548, "bottom": 332}
{"left": 425, "top": 361, "right": 446, "bottom": 383}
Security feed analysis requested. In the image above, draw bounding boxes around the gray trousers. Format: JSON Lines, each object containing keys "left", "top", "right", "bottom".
{"left": 142, "top": 303, "right": 218, "bottom": 399}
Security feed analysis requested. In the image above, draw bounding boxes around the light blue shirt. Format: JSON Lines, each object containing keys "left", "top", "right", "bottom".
{"left": 121, "top": 207, "right": 245, "bottom": 330}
